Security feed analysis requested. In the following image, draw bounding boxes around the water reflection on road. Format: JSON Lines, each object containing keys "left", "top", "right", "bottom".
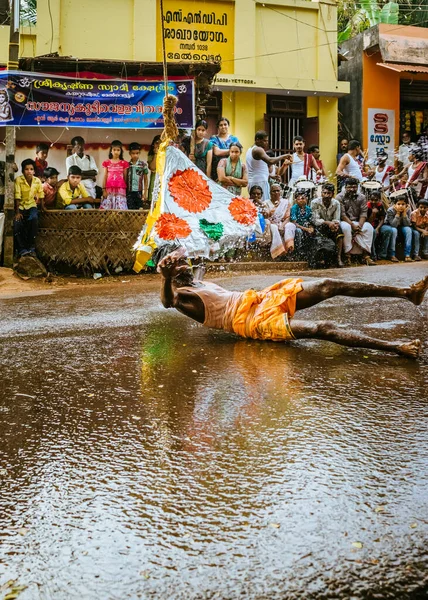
{"left": 0, "top": 266, "right": 427, "bottom": 599}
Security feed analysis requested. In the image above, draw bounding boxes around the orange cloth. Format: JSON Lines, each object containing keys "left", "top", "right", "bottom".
{"left": 231, "top": 278, "right": 303, "bottom": 341}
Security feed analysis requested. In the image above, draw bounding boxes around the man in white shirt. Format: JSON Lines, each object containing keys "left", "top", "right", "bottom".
{"left": 397, "top": 131, "right": 417, "bottom": 168}
{"left": 245, "top": 131, "right": 291, "bottom": 201}
{"left": 279, "top": 136, "right": 320, "bottom": 187}
{"left": 65, "top": 136, "right": 98, "bottom": 199}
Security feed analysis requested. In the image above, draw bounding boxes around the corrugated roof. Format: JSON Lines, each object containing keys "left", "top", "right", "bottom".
{"left": 377, "top": 62, "right": 428, "bottom": 74}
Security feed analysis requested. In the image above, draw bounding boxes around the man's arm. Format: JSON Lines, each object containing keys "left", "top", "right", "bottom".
{"left": 358, "top": 195, "right": 368, "bottom": 227}
{"left": 252, "top": 146, "right": 291, "bottom": 166}
{"left": 336, "top": 154, "right": 350, "bottom": 176}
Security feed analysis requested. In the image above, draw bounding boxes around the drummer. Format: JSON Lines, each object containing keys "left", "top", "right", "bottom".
{"left": 373, "top": 149, "right": 395, "bottom": 195}
{"left": 279, "top": 136, "right": 321, "bottom": 188}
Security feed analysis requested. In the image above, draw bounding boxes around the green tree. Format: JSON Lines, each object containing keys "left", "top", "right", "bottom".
{"left": 338, "top": 0, "right": 428, "bottom": 41}
{"left": 20, "top": 0, "right": 37, "bottom": 25}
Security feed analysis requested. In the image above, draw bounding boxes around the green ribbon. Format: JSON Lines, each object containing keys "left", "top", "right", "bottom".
{"left": 199, "top": 219, "right": 224, "bottom": 241}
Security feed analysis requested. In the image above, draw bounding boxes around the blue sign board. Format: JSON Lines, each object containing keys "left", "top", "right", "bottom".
{"left": 0, "top": 71, "right": 194, "bottom": 129}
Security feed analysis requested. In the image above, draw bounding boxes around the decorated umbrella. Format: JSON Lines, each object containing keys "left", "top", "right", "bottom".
{"left": 133, "top": 96, "right": 258, "bottom": 272}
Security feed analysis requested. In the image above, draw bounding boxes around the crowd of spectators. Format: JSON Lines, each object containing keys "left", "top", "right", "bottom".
{"left": 4, "top": 120, "right": 428, "bottom": 263}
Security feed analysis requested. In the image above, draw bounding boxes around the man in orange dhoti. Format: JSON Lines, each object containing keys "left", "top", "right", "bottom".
{"left": 157, "top": 248, "right": 427, "bottom": 359}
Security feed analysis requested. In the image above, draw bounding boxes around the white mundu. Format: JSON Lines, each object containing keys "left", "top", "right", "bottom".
{"left": 343, "top": 153, "right": 363, "bottom": 182}
{"left": 246, "top": 145, "right": 270, "bottom": 201}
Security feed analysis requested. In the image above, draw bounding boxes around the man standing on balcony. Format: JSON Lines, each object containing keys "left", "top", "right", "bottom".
{"left": 65, "top": 136, "right": 99, "bottom": 199}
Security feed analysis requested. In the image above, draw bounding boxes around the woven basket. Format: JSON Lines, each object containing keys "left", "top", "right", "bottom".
{"left": 36, "top": 209, "right": 147, "bottom": 274}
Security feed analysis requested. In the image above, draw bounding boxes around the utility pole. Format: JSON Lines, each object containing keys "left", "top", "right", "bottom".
{"left": 3, "top": 0, "right": 20, "bottom": 267}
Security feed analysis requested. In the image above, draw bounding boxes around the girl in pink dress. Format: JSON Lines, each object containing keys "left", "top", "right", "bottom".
{"left": 100, "top": 140, "right": 129, "bottom": 210}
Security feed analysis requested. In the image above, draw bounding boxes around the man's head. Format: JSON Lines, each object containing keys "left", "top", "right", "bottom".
{"left": 21, "top": 158, "right": 36, "bottom": 180}
{"left": 270, "top": 183, "right": 282, "bottom": 206}
{"left": 129, "top": 142, "right": 141, "bottom": 162}
{"left": 154, "top": 244, "right": 193, "bottom": 287}
{"left": 255, "top": 130, "right": 269, "bottom": 150}
{"left": 339, "top": 138, "right": 348, "bottom": 152}
{"left": 68, "top": 165, "right": 82, "bottom": 189}
{"left": 344, "top": 177, "right": 359, "bottom": 196}
{"left": 402, "top": 131, "right": 412, "bottom": 144}
{"left": 409, "top": 146, "right": 423, "bottom": 162}
{"left": 376, "top": 149, "right": 388, "bottom": 164}
{"left": 308, "top": 145, "right": 320, "bottom": 159}
{"left": 36, "top": 143, "right": 49, "bottom": 161}
{"left": 293, "top": 135, "right": 305, "bottom": 153}
{"left": 43, "top": 166, "right": 59, "bottom": 186}
{"left": 322, "top": 182, "right": 335, "bottom": 202}
{"left": 295, "top": 192, "right": 308, "bottom": 209}
{"left": 348, "top": 139, "right": 361, "bottom": 152}
{"left": 417, "top": 199, "right": 428, "bottom": 215}
{"left": 71, "top": 136, "right": 85, "bottom": 156}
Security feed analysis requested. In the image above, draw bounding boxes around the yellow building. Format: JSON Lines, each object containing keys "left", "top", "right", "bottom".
{"left": 0, "top": 0, "right": 348, "bottom": 175}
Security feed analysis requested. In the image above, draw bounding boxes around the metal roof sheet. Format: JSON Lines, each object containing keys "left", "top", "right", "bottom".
{"left": 377, "top": 62, "right": 428, "bottom": 74}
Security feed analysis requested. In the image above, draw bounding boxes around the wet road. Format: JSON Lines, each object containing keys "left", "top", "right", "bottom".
{"left": 1, "top": 264, "right": 427, "bottom": 600}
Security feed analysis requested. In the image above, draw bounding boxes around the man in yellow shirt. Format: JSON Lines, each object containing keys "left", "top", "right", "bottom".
{"left": 14, "top": 159, "right": 44, "bottom": 257}
{"left": 56, "top": 166, "right": 94, "bottom": 210}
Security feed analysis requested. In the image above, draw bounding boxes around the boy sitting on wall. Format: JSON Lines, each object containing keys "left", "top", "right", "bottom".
{"left": 56, "top": 166, "right": 94, "bottom": 210}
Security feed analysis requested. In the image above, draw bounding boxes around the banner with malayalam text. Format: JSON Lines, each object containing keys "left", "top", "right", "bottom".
{"left": 0, "top": 71, "right": 194, "bottom": 129}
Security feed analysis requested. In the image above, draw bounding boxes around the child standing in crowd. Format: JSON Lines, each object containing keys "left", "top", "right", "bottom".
{"left": 290, "top": 191, "right": 315, "bottom": 257}
{"left": 34, "top": 143, "right": 49, "bottom": 180}
{"left": 382, "top": 194, "right": 417, "bottom": 262}
{"left": 366, "top": 190, "right": 386, "bottom": 261}
{"left": 101, "top": 140, "right": 129, "bottom": 210}
{"left": 411, "top": 199, "right": 428, "bottom": 260}
{"left": 41, "top": 167, "right": 60, "bottom": 210}
{"left": 126, "top": 142, "right": 148, "bottom": 210}
{"left": 14, "top": 159, "right": 44, "bottom": 257}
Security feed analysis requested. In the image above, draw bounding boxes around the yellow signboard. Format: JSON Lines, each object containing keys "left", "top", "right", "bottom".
{"left": 157, "top": 0, "right": 235, "bottom": 74}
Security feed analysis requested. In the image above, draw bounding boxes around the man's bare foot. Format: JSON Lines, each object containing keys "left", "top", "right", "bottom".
{"left": 397, "top": 339, "right": 422, "bottom": 359}
{"left": 407, "top": 276, "right": 428, "bottom": 306}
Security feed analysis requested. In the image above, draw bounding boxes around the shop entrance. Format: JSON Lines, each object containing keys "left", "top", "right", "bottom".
{"left": 400, "top": 79, "right": 428, "bottom": 139}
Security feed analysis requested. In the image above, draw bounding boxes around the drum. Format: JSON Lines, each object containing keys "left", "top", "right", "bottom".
{"left": 361, "top": 180, "right": 382, "bottom": 197}
{"left": 293, "top": 179, "right": 316, "bottom": 203}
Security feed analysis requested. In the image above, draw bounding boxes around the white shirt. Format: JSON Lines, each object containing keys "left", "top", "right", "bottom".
{"left": 289, "top": 153, "right": 305, "bottom": 185}
{"left": 343, "top": 153, "right": 363, "bottom": 182}
{"left": 246, "top": 145, "right": 270, "bottom": 200}
{"left": 398, "top": 143, "right": 417, "bottom": 166}
{"left": 65, "top": 153, "right": 98, "bottom": 198}
{"left": 375, "top": 165, "right": 391, "bottom": 190}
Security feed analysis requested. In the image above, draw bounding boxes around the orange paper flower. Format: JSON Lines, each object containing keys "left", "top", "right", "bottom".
{"left": 168, "top": 169, "right": 212, "bottom": 213}
{"left": 155, "top": 213, "right": 192, "bottom": 240}
{"left": 228, "top": 197, "right": 257, "bottom": 225}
